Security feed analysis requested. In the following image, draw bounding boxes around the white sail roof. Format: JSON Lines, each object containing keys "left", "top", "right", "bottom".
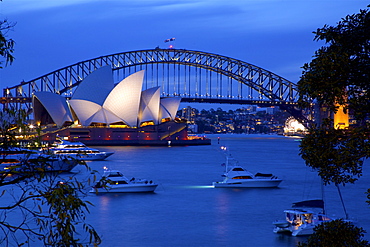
{"left": 33, "top": 68, "right": 182, "bottom": 128}
{"left": 103, "top": 70, "right": 144, "bottom": 127}
{"left": 72, "top": 66, "right": 114, "bottom": 105}
{"left": 86, "top": 107, "right": 122, "bottom": 126}
{"left": 33, "top": 91, "right": 73, "bottom": 127}
{"left": 69, "top": 99, "right": 124, "bottom": 126}
{"left": 139, "top": 87, "right": 160, "bottom": 124}
{"left": 68, "top": 99, "right": 102, "bottom": 126}
{"left": 160, "top": 97, "right": 181, "bottom": 120}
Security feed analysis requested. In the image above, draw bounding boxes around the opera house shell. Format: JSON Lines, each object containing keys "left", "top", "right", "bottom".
{"left": 32, "top": 66, "right": 210, "bottom": 145}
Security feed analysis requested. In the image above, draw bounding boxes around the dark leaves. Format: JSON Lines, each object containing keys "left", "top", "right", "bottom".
{"left": 298, "top": 6, "right": 370, "bottom": 197}
{"left": 299, "top": 125, "right": 370, "bottom": 185}
{"left": 298, "top": 219, "right": 370, "bottom": 247}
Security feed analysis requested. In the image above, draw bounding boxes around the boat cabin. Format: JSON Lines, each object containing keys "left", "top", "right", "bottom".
{"left": 225, "top": 166, "right": 255, "bottom": 179}
{"left": 104, "top": 170, "right": 125, "bottom": 178}
{"left": 284, "top": 209, "right": 331, "bottom": 227}
{"left": 284, "top": 209, "right": 313, "bottom": 227}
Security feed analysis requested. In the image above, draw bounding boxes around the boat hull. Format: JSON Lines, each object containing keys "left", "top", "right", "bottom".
{"left": 90, "top": 184, "right": 158, "bottom": 193}
{"left": 55, "top": 152, "right": 114, "bottom": 161}
{"left": 213, "top": 179, "right": 282, "bottom": 188}
{"left": 273, "top": 224, "right": 315, "bottom": 236}
{"left": 1, "top": 155, "right": 79, "bottom": 173}
{"left": 273, "top": 226, "right": 291, "bottom": 234}
{"left": 291, "top": 226, "right": 315, "bottom": 236}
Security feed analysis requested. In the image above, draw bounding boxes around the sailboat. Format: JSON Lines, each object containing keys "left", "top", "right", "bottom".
{"left": 273, "top": 181, "right": 351, "bottom": 236}
{"left": 272, "top": 199, "right": 333, "bottom": 236}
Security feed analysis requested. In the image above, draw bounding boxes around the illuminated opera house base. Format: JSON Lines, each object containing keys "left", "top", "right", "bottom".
{"left": 39, "top": 121, "right": 211, "bottom": 146}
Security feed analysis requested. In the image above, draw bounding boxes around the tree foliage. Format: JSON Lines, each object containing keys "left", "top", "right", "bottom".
{"left": 0, "top": 108, "right": 101, "bottom": 246}
{"left": 298, "top": 5, "right": 370, "bottom": 187}
{"left": 299, "top": 121, "right": 370, "bottom": 185}
{"left": 298, "top": 219, "right": 370, "bottom": 247}
{"left": 0, "top": 168, "right": 101, "bottom": 246}
{"left": 298, "top": 6, "right": 370, "bottom": 122}
{"left": 0, "top": 18, "right": 15, "bottom": 68}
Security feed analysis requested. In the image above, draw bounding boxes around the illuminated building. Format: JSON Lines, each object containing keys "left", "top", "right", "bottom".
{"left": 32, "top": 67, "right": 210, "bottom": 145}
{"left": 334, "top": 104, "right": 349, "bottom": 129}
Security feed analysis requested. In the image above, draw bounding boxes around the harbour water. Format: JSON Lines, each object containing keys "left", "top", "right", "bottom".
{"left": 71, "top": 134, "right": 369, "bottom": 247}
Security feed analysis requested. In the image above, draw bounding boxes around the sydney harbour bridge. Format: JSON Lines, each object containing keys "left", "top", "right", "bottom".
{"left": 1, "top": 48, "right": 308, "bottom": 124}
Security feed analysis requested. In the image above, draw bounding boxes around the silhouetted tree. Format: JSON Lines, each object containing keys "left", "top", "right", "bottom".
{"left": 298, "top": 4, "right": 370, "bottom": 246}
{"left": 298, "top": 219, "right": 370, "bottom": 247}
{"left": 298, "top": 5, "right": 370, "bottom": 188}
{"left": 0, "top": 109, "right": 101, "bottom": 246}
{"left": 0, "top": 20, "right": 14, "bottom": 68}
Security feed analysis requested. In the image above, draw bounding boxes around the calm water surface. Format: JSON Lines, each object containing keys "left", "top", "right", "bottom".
{"left": 73, "top": 134, "right": 370, "bottom": 247}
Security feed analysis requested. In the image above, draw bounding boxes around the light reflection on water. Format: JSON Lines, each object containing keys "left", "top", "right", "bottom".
{"left": 178, "top": 185, "right": 215, "bottom": 189}
{"left": 74, "top": 134, "right": 369, "bottom": 247}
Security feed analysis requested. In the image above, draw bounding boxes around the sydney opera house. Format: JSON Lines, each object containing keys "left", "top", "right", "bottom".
{"left": 32, "top": 66, "right": 210, "bottom": 145}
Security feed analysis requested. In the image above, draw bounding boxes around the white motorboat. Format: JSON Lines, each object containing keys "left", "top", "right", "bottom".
{"left": 46, "top": 139, "right": 114, "bottom": 161}
{"left": 90, "top": 168, "right": 158, "bottom": 193}
{"left": 272, "top": 199, "right": 333, "bottom": 236}
{"left": 212, "top": 156, "right": 282, "bottom": 188}
{"left": 0, "top": 147, "right": 79, "bottom": 172}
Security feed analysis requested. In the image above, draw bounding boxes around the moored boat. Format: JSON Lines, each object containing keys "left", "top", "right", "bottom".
{"left": 90, "top": 167, "right": 158, "bottom": 193}
{"left": 212, "top": 156, "right": 282, "bottom": 188}
{"left": 272, "top": 199, "right": 333, "bottom": 236}
{"left": 46, "top": 139, "right": 114, "bottom": 161}
{"left": 0, "top": 147, "right": 79, "bottom": 172}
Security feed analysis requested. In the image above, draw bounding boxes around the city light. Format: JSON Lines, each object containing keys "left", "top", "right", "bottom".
{"left": 284, "top": 117, "right": 306, "bottom": 134}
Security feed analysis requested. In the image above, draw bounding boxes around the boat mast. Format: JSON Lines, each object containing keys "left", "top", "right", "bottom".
{"left": 221, "top": 146, "right": 230, "bottom": 172}
{"left": 321, "top": 179, "right": 326, "bottom": 215}
{"left": 226, "top": 155, "right": 230, "bottom": 172}
{"left": 336, "top": 184, "right": 349, "bottom": 220}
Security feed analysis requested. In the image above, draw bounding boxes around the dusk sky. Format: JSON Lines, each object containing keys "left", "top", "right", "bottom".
{"left": 0, "top": 1, "right": 367, "bottom": 99}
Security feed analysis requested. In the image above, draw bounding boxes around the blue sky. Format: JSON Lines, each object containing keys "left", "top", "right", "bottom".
{"left": 0, "top": 0, "right": 367, "bottom": 108}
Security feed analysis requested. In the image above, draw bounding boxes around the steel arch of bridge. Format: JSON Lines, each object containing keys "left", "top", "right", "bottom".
{"left": 3, "top": 48, "right": 300, "bottom": 109}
